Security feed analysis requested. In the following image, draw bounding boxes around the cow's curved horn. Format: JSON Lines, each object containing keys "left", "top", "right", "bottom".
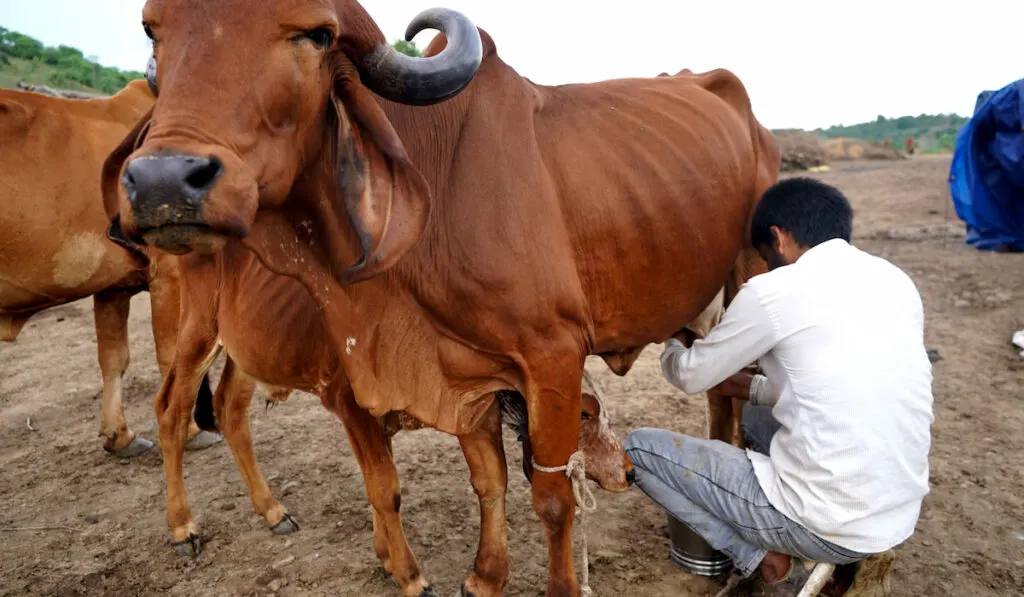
{"left": 350, "top": 8, "right": 482, "bottom": 106}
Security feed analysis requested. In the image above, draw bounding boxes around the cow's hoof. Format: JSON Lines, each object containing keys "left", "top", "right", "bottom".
{"left": 171, "top": 533, "right": 202, "bottom": 557}
{"left": 418, "top": 587, "right": 440, "bottom": 597}
{"left": 105, "top": 435, "right": 154, "bottom": 458}
{"left": 270, "top": 513, "right": 299, "bottom": 534}
{"left": 185, "top": 430, "right": 223, "bottom": 451}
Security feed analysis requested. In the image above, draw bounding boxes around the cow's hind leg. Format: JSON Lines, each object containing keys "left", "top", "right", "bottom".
{"left": 214, "top": 356, "right": 298, "bottom": 534}
{"left": 95, "top": 290, "right": 152, "bottom": 457}
{"left": 521, "top": 347, "right": 586, "bottom": 597}
{"left": 0, "top": 312, "right": 33, "bottom": 342}
{"left": 706, "top": 387, "right": 742, "bottom": 446}
{"left": 456, "top": 400, "right": 510, "bottom": 597}
{"left": 707, "top": 247, "right": 769, "bottom": 448}
{"left": 321, "top": 381, "right": 436, "bottom": 597}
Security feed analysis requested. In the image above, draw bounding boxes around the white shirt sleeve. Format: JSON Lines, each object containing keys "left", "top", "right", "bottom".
{"left": 660, "top": 283, "right": 777, "bottom": 395}
{"left": 749, "top": 373, "right": 781, "bottom": 406}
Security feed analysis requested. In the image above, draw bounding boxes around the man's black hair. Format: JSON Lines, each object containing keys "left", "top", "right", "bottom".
{"left": 750, "top": 177, "right": 854, "bottom": 248}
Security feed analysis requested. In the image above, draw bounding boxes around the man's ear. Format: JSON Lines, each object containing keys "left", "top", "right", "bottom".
{"left": 331, "top": 77, "right": 433, "bottom": 286}
{"left": 769, "top": 225, "right": 787, "bottom": 253}
{"left": 101, "top": 107, "right": 155, "bottom": 268}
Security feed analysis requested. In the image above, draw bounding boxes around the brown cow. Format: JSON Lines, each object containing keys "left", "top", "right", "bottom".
{"left": 102, "top": 3, "right": 779, "bottom": 596}
{"left": 159, "top": 240, "right": 629, "bottom": 587}
{"left": 0, "top": 80, "right": 219, "bottom": 456}
{"left": 905, "top": 136, "right": 916, "bottom": 155}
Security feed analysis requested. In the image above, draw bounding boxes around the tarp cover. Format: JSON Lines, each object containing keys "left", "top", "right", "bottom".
{"left": 949, "top": 78, "right": 1024, "bottom": 252}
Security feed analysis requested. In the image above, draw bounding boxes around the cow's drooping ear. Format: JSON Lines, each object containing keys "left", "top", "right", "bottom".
{"left": 101, "top": 106, "right": 155, "bottom": 268}
{"left": 330, "top": 77, "right": 432, "bottom": 285}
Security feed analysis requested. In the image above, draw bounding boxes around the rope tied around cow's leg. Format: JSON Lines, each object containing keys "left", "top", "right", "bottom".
{"left": 533, "top": 451, "right": 598, "bottom": 595}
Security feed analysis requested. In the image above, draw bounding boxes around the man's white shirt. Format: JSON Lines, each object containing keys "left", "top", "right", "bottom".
{"left": 661, "top": 238, "right": 934, "bottom": 553}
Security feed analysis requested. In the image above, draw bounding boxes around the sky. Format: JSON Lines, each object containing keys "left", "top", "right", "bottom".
{"left": 1, "top": 0, "right": 1020, "bottom": 130}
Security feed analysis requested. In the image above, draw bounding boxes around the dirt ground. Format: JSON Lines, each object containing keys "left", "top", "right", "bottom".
{"left": 2, "top": 156, "right": 1022, "bottom": 597}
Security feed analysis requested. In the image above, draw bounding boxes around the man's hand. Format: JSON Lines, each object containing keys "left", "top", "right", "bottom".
{"left": 711, "top": 371, "right": 756, "bottom": 400}
{"left": 712, "top": 367, "right": 777, "bottom": 406}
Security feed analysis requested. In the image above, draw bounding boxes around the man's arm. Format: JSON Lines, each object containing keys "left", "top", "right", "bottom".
{"left": 712, "top": 371, "right": 782, "bottom": 407}
{"left": 661, "top": 284, "right": 777, "bottom": 395}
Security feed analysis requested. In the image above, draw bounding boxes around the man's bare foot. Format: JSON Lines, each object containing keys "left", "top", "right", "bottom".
{"left": 759, "top": 551, "right": 793, "bottom": 583}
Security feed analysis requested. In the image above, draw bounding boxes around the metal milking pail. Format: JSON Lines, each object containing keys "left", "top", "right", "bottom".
{"left": 666, "top": 515, "right": 733, "bottom": 577}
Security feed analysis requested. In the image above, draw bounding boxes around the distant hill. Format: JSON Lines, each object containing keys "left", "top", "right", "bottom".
{"left": 814, "top": 114, "right": 968, "bottom": 154}
{"left": 775, "top": 113, "right": 969, "bottom": 155}
{"left": 0, "top": 26, "right": 144, "bottom": 95}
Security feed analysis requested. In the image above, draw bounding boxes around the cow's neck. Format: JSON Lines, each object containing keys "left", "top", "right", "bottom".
{"left": 242, "top": 90, "right": 536, "bottom": 433}
{"left": 242, "top": 205, "right": 502, "bottom": 434}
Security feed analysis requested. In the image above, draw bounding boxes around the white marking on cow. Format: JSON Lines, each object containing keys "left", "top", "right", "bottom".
{"left": 345, "top": 337, "right": 357, "bottom": 355}
{"left": 213, "top": 25, "right": 223, "bottom": 39}
{"left": 52, "top": 233, "right": 107, "bottom": 288}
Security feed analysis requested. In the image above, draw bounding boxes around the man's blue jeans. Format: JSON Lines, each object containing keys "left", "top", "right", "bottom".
{"left": 623, "top": 403, "right": 868, "bottom": 577}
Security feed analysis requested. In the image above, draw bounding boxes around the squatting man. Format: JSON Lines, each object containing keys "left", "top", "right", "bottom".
{"left": 624, "top": 178, "right": 934, "bottom": 596}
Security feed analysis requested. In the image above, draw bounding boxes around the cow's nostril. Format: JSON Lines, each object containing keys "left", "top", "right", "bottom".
{"left": 184, "top": 156, "right": 223, "bottom": 191}
{"left": 626, "top": 468, "right": 636, "bottom": 486}
{"left": 124, "top": 153, "right": 220, "bottom": 212}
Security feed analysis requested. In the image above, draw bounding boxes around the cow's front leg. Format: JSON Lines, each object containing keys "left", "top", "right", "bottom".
{"left": 319, "top": 380, "right": 436, "bottom": 597}
{"left": 456, "top": 400, "right": 510, "bottom": 597}
{"left": 213, "top": 356, "right": 297, "bottom": 534}
{"left": 94, "top": 290, "right": 151, "bottom": 456}
{"left": 158, "top": 334, "right": 222, "bottom": 556}
{"left": 147, "top": 259, "right": 221, "bottom": 452}
{"left": 524, "top": 357, "right": 585, "bottom": 597}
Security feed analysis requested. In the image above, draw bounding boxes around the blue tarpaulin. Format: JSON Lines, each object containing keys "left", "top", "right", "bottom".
{"left": 948, "top": 78, "right": 1024, "bottom": 252}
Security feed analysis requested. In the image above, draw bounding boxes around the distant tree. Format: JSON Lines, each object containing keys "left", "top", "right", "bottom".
{"left": 392, "top": 39, "right": 422, "bottom": 57}
{"left": 0, "top": 31, "right": 44, "bottom": 59}
{"left": 894, "top": 115, "right": 915, "bottom": 130}
{"left": 0, "top": 26, "right": 426, "bottom": 95}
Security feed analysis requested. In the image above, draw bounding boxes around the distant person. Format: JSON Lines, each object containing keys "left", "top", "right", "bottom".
{"left": 624, "top": 177, "right": 934, "bottom": 596}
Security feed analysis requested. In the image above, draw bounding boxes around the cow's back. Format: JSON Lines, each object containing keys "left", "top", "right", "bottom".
{"left": 0, "top": 82, "right": 154, "bottom": 312}
{"left": 539, "top": 70, "right": 777, "bottom": 351}
{"left": 417, "top": 65, "right": 775, "bottom": 355}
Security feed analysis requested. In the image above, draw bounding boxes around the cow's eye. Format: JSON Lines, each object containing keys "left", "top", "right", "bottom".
{"left": 581, "top": 412, "right": 591, "bottom": 421}
{"left": 299, "top": 28, "right": 334, "bottom": 49}
{"left": 143, "top": 23, "right": 156, "bottom": 41}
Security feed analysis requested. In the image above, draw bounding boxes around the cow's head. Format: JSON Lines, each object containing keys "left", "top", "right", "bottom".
{"left": 103, "top": 0, "right": 482, "bottom": 283}
{"left": 579, "top": 388, "right": 631, "bottom": 492}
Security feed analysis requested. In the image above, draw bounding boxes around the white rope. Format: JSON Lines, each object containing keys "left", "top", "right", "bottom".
{"left": 713, "top": 572, "right": 744, "bottom": 597}
{"left": 795, "top": 562, "right": 835, "bottom": 597}
{"left": 533, "top": 451, "right": 598, "bottom": 595}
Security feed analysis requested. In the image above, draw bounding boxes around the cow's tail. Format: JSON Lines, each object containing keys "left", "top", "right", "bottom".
{"left": 192, "top": 373, "right": 218, "bottom": 432}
